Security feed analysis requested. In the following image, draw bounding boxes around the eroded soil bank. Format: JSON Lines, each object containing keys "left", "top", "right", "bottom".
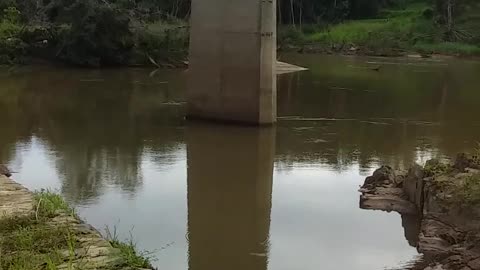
{"left": 360, "top": 154, "right": 480, "bottom": 270}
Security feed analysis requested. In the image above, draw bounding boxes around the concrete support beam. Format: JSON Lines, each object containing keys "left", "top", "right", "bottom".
{"left": 187, "top": 0, "right": 277, "bottom": 124}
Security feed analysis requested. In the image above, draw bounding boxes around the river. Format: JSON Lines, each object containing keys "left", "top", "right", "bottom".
{"left": 1, "top": 54, "right": 479, "bottom": 270}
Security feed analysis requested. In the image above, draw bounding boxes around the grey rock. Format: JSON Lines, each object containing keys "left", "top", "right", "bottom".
{"left": 468, "top": 258, "right": 480, "bottom": 270}
{"left": 403, "top": 164, "right": 425, "bottom": 210}
{"left": 363, "top": 166, "right": 395, "bottom": 188}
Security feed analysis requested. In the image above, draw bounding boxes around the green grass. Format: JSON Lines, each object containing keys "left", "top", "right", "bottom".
{"left": 279, "top": 2, "right": 480, "bottom": 57}
{"left": 414, "top": 42, "right": 480, "bottom": 56}
{"left": 0, "top": 190, "right": 155, "bottom": 270}
{"left": 0, "top": 214, "right": 75, "bottom": 269}
{"left": 424, "top": 159, "right": 451, "bottom": 177}
{"left": 457, "top": 174, "right": 480, "bottom": 205}
{"left": 304, "top": 2, "right": 426, "bottom": 45}
{"left": 307, "top": 19, "right": 389, "bottom": 44}
{"left": 33, "top": 189, "right": 76, "bottom": 218}
{"left": 430, "top": 164, "right": 480, "bottom": 207}
{"left": 105, "top": 226, "right": 156, "bottom": 269}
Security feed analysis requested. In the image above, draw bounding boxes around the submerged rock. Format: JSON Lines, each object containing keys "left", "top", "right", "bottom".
{"left": 360, "top": 166, "right": 417, "bottom": 214}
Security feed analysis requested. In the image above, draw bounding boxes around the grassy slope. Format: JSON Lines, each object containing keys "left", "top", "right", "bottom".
{"left": 279, "top": 2, "right": 480, "bottom": 56}
{"left": 0, "top": 190, "right": 154, "bottom": 270}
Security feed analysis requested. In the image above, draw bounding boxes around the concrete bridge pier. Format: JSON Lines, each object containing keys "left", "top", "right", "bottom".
{"left": 187, "top": 0, "right": 277, "bottom": 124}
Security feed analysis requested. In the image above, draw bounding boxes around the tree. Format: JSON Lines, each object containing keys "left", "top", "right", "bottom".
{"left": 435, "top": 0, "right": 477, "bottom": 41}
{"left": 54, "top": 0, "right": 135, "bottom": 66}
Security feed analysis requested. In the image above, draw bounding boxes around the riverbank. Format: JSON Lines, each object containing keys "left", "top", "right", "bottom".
{"left": 0, "top": 0, "right": 189, "bottom": 67}
{"left": 2, "top": 3, "right": 479, "bottom": 67}
{"left": 360, "top": 154, "right": 480, "bottom": 270}
{"left": 278, "top": 2, "right": 480, "bottom": 58}
{"left": 2, "top": 0, "right": 480, "bottom": 67}
{"left": 0, "top": 175, "right": 155, "bottom": 270}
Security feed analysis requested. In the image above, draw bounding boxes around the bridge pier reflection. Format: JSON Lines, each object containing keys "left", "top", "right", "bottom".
{"left": 186, "top": 124, "right": 275, "bottom": 270}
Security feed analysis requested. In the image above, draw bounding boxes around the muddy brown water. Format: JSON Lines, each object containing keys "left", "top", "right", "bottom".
{"left": 1, "top": 54, "right": 479, "bottom": 270}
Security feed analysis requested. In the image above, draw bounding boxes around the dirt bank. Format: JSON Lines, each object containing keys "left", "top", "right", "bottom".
{"left": 360, "top": 154, "right": 480, "bottom": 270}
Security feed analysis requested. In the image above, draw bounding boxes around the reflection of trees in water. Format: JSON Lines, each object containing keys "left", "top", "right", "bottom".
{"left": 1, "top": 61, "right": 480, "bottom": 202}
{"left": 278, "top": 56, "right": 480, "bottom": 122}
{"left": 275, "top": 120, "right": 480, "bottom": 174}
{"left": 276, "top": 60, "right": 480, "bottom": 173}
{"left": 56, "top": 146, "right": 144, "bottom": 202}
{"left": 0, "top": 67, "right": 185, "bottom": 203}
{"left": 0, "top": 72, "right": 34, "bottom": 163}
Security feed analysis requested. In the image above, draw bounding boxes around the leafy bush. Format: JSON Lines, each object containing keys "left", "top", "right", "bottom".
{"left": 2, "top": 6, "right": 19, "bottom": 22}
{"left": 0, "top": 20, "right": 20, "bottom": 39}
{"left": 0, "top": 7, "right": 25, "bottom": 64}
{"left": 55, "top": 0, "right": 134, "bottom": 66}
{"left": 278, "top": 25, "right": 306, "bottom": 45}
{"left": 424, "top": 159, "right": 451, "bottom": 177}
{"left": 136, "top": 27, "right": 188, "bottom": 64}
{"left": 0, "top": 0, "right": 16, "bottom": 18}
{"left": 461, "top": 175, "right": 480, "bottom": 205}
{"left": 0, "top": 37, "right": 27, "bottom": 63}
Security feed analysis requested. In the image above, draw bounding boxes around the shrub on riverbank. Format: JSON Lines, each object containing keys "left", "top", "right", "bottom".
{"left": 423, "top": 154, "right": 480, "bottom": 206}
{"left": 135, "top": 20, "right": 189, "bottom": 67}
{"left": 0, "top": 6, "right": 26, "bottom": 64}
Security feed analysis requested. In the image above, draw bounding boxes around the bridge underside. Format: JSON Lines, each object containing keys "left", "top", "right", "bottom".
{"left": 187, "top": 0, "right": 277, "bottom": 125}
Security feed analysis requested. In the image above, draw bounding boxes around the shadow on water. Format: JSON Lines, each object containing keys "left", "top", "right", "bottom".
{"left": 186, "top": 124, "right": 275, "bottom": 270}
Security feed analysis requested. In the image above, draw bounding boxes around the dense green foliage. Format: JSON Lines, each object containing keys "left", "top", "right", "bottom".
{"left": 278, "top": 0, "right": 389, "bottom": 24}
{"left": 0, "top": 0, "right": 479, "bottom": 65}
{"left": 0, "top": 0, "right": 189, "bottom": 66}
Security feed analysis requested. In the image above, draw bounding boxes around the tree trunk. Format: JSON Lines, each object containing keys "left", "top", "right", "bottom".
{"left": 290, "top": 0, "right": 295, "bottom": 27}
{"left": 446, "top": 0, "right": 454, "bottom": 40}
{"left": 299, "top": 0, "right": 302, "bottom": 28}
{"left": 278, "top": 0, "right": 282, "bottom": 24}
{"left": 447, "top": 0, "right": 453, "bottom": 30}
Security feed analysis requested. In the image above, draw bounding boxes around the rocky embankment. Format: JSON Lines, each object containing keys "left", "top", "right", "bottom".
{"left": 360, "top": 154, "right": 480, "bottom": 270}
